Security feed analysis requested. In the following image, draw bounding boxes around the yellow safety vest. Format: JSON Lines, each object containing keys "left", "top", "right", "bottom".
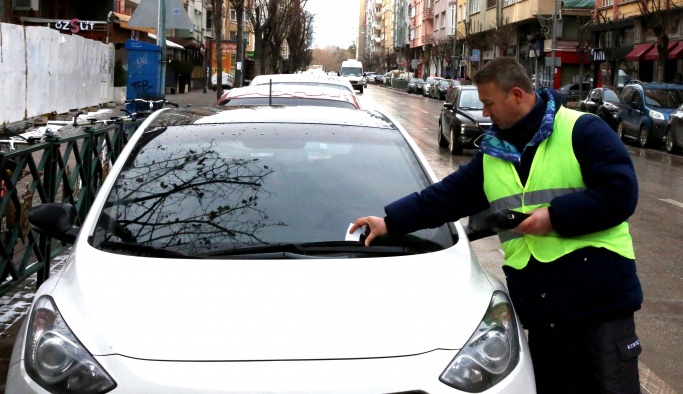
{"left": 482, "top": 106, "right": 635, "bottom": 269}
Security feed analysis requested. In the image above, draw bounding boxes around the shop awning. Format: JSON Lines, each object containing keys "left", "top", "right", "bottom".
{"left": 669, "top": 42, "right": 683, "bottom": 59}
{"left": 111, "top": 12, "right": 155, "bottom": 34}
{"left": 625, "top": 43, "right": 655, "bottom": 61}
{"left": 643, "top": 41, "right": 679, "bottom": 61}
{"left": 148, "top": 33, "right": 185, "bottom": 50}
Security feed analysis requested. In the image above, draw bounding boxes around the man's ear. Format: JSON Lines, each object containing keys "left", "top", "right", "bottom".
{"left": 511, "top": 87, "right": 526, "bottom": 103}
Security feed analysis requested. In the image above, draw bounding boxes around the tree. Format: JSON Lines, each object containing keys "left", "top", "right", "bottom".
{"left": 210, "top": 0, "right": 224, "bottom": 100}
{"left": 635, "top": 0, "right": 683, "bottom": 82}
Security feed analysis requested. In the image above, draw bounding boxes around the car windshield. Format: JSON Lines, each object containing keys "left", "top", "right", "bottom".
{"left": 603, "top": 90, "right": 620, "bottom": 103}
{"left": 644, "top": 88, "right": 683, "bottom": 108}
{"left": 458, "top": 90, "right": 484, "bottom": 110}
{"left": 341, "top": 67, "right": 363, "bottom": 76}
{"left": 219, "top": 98, "right": 357, "bottom": 109}
{"left": 90, "top": 122, "right": 454, "bottom": 256}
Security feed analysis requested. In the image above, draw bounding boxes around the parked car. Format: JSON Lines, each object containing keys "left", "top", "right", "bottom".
{"left": 382, "top": 72, "right": 393, "bottom": 84}
{"left": 617, "top": 81, "right": 683, "bottom": 147}
{"left": 576, "top": 87, "right": 623, "bottom": 130}
{"left": 406, "top": 77, "right": 425, "bottom": 94}
{"left": 557, "top": 82, "right": 591, "bottom": 105}
{"left": 374, "top": 74, "right": 384, "bottom": 84}
{"left": 249, "top": 73, "right": 357, "bottom": 97}
{"left": 210, "top": 72, "right": 235, "bottom": 91}
{"left": 423, "top": 76, "right": 443, "bottom": 97}
{"left": 365, "top": 72, "right": 377, "bottom": 86}
{"left": 430, "top": 79, "right": 455, "bottom": 100}
{"left": 215, "top": 84, "right": 361, "bottom": 109}
{"left": 665, "top": 104, "right": 683, "bottom": 154}
{"left": 438, "top": 85, "right": 492, "bottom": 154}
{"left": 8, "top": 105, "right": 535, "bottom": 393}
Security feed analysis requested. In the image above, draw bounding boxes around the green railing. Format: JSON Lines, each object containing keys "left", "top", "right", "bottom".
{"left": 0, "top": 120, "right": 142, "bottom": 297}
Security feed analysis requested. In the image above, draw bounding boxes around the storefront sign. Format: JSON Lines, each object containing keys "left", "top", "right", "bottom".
{"left": 53, "top": 19, "right": 102, "bottom": 34}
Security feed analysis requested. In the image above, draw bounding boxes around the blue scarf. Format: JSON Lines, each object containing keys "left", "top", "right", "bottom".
{"left": 478, "top": 88, "right": 558, "bottom": 164}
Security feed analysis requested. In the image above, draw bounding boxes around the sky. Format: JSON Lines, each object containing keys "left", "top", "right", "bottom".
{"left": 305, "top": 0, "right": 360, "bottom": 49}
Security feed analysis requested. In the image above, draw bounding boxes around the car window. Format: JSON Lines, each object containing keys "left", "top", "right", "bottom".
{"left": 90, "top": 123, "right": 454, "bottom": 255}
{"left": 603, "top": 90, "right": 620, "bottom": 103}
{"left": 589, "top": 90, "right": 600, "bottom": 100}
{"left": 458, "top": 90, "right": 484, "bottom": 110}
{"left": 643, "top": 88, "right": 683, "bottom": 108}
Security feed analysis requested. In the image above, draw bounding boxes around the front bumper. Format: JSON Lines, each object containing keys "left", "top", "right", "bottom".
{"left": 8, "top": 348, "right": 535, "bottom": 393}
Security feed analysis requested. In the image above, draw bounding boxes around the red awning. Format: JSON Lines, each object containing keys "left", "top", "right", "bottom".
{"left": 643, "top": 41, "right": 679, "bottom": 61}
{"left": 668, "top": 41, "right": 683, "bottom": 59}
{"left": 625, "top": 43, "right": 655, "bottom": 61}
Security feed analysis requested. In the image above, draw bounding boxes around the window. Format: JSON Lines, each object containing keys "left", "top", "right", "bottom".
{"left": 449, "top": 5, "right": 456, "bottom": 35}
{"left": 229, "top": 31, "right": 250, "bottom": 45}
{"left": 503, "top": 0, "right": 518, "bottom": 6}
{"left": 602, "top": 0, "right": 613, "bottom": 6}
{"left": 470, "top": 0, "right": 480, "bottom": 14}
{"left": 487, "top": 0, "right": 496, "bottom": 8}
{"left": 230, "top": 9, "right": 236, "bottom": 21}
{"left": 441, "top": 11, "right": 447, "bottom": 29}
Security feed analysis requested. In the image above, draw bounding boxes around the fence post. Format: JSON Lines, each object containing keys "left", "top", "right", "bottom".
{"left": 37, "top": 134, "right": 61, "bottom": 286}
{"left": 83, "top": 127, "right": 95, "bottom": 211}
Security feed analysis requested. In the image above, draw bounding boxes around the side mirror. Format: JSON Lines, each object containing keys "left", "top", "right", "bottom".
{"left": 28, "top": 203, "right": 80, "bottom": 244}
{"left": 443, "top": 102, "right": 454, "bottom": 109}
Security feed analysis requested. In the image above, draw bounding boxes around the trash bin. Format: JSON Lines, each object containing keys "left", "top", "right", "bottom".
{"left": 125, "top": 40, "right": 162, "bottom": 114}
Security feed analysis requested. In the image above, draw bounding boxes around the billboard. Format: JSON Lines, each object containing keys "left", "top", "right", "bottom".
{"left": 210, "top": 40, "right": 237, "bottom": 76}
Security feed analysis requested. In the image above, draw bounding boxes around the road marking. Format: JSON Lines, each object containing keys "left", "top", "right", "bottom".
{"left": 660, "top": 199, "right": 683, "bottom": 209}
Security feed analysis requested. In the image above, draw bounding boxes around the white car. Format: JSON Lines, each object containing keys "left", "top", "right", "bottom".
{"left": 210, "top": 72, "right": 235, "bottom": 90}
{"left": 250, "top": 73, "right": 355, "bottom": 94}
{"left": 7, "top": 106, "right": 535, "bottom": 393}
{"left": 215, "top": 84, "right": 361, "bottom": 109}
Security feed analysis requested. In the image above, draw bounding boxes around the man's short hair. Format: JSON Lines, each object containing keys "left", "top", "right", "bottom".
{"left": 472, "top": 57, "right": 534, "bottom": 93}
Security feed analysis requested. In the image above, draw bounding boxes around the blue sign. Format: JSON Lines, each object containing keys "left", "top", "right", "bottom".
{"left": 470, "top": 49, "right": 480, "bottom": 63}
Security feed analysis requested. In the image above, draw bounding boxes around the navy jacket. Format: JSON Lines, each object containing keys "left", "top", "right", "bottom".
{"left": 384, "top": 89, "right": 643, "bottom": 331}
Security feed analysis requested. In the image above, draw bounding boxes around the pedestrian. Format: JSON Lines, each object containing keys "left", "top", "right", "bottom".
{"left": 350, "top": 57, "right": 643, "bottom": 394}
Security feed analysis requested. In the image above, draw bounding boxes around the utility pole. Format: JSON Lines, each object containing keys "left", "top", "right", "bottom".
{"left": 157, "top": 0, "right": 167, "bottom": 98}
{"left": 550, "top": 0, "right": 558, "bottom": 90}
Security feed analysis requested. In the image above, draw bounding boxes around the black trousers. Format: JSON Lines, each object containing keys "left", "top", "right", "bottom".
{"left": 528, "top": 313, "right": 641, "bottom": 394}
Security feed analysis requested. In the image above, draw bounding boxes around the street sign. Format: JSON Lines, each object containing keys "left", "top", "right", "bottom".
{"left": 470, "top": 48, "right": 480, "bottom": 63}
{"left": 128, "top": 0, "right": 193, "bottom": 30}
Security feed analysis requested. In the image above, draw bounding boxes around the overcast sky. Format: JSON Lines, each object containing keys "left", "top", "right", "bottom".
{"left": 305, "top": 0, "right": 360, "bottom": 49}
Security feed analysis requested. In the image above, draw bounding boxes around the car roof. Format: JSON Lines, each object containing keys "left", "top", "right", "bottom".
{"left": 250, "top": 74, "right": 353, "bottom": 88}
{"left": 217, "top": 85, "right": 361, "bottom": 108}
{"left": 627, "top": 81, "right": 683, "bottom": 89}
{"left": 149, "top": 106, "right": 397, "bottom": 129}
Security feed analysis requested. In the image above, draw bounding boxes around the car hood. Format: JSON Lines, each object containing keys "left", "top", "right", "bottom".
{"left": 48, "top": 243, "right": 496, "bottom": 361}
{"left": 458, "top": 109, "right": 490, "bottom": 125}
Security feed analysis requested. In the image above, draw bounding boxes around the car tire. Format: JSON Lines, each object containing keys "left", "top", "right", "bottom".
{"left": 638, "top": 126, "right": 650, "bottom": 148}
{"left": 616, "top": 121, "right": 625, "bottom": 141}
{"left": 358, "top": 86, "right": 363, "bottom": 94}
{"left": 449, "top": 127, "right": 463, "bottom": 155}
{"left": 665, "top": 126, "right": 680, "bottom": 154}
{"left": 438, "top": 121, "right": 448, "bottom": 147}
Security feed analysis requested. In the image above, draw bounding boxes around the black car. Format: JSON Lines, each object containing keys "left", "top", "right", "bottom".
{"left": 557, "top": 82, "right": 591, "bottom": 105}
{"left": 437, "top": 86, "right": 492, "bottom": 154}
{"left": 576, "top": 87, "right": 623, "bottom": 130}
{"left": 430, "top": 79, "right": 453, "bottom": 100}
{"left": 407, "top": 78, "right": 425, "bottom": 94}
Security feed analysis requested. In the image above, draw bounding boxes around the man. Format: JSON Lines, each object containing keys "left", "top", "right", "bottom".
{"left": 350, "top": 57, "right": 643, "bottom": 394}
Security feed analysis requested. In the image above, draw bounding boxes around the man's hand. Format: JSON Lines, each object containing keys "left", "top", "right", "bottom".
{"left": 350, "top": 216, "right": 387, "bottom": 246}
{"left": 514, "top": 207, "right": 553, "bottom": 235}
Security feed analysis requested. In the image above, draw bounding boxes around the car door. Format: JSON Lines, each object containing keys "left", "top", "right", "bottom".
{"left": 623, "top": 87, "right": 645, "bottom": 138}
{"left": 441, "top": 88, "right": 459, "bottom": 136}
{"left": 584, "top": 89, "right": 602, "bottom": 114}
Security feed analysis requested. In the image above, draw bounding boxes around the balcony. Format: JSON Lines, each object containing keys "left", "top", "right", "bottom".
{"left": 422, "top": 8, "right": 434, "bottom": 20}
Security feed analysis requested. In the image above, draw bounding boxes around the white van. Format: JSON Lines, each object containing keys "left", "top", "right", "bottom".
{"left": 340, "top": 59, "right": 365, "bottom": 93}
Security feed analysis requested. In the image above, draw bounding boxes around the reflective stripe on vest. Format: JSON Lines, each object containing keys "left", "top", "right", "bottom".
{"left": 483, "top": 106, "right": 635, "bottom": 269}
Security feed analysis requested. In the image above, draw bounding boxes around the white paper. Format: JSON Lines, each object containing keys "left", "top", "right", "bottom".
{"left": 346, "top": 223, "right": 364, "bottom": 242}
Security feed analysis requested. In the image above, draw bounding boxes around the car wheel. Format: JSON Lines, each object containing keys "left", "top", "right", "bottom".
{"left": 665, "top": 127, "right": 680, "bottom": 154}
{"left": 438, "top": 121, "right": 448, "bottom": 147}
{"left": 616, "top": 121, "right": 625, "bottom": 141}
{"left": 449, "top": 127, "right": 463, "bottom": 155}
{"left": 638, "top": 126, "right": 650, "bottom": 148}
{"left": 358, "top": 86, "right": 363, "bottom": 94}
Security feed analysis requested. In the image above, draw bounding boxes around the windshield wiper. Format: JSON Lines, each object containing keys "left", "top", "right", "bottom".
{"left": 98, "top": 241, "right": 193, "bottom": 259}
{"left": 198, "top": 241, "right": 423, "bottom": 259}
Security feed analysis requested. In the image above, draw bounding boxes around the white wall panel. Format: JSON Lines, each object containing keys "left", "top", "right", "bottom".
{"left": 0, "top": 24, "right": 28, "bottom": 125}
{"left": 2, "top": 22, "right": 113, "bottom": 126}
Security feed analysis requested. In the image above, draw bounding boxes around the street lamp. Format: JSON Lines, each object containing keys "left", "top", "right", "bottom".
{"left": 529, "top": 43, "right": 542, "bottom": 89}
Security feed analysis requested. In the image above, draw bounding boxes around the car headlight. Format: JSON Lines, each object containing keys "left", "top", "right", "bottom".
{"left": 440, "top": 291, "right": 521, "bottom": 392}
{"left": 649, "top": 110, "right": 665, "bottom": 120}
{"left": 24, "top": 296, "right": 116, "bottom": 393}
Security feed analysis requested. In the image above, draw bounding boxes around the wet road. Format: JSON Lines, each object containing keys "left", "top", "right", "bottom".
{"left": 358, "top": 84, "right": 683, "bottom": 393}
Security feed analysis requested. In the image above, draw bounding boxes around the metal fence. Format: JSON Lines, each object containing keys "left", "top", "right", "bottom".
{"left": 0, "top": 120, "right": 142, "bottom": 297}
